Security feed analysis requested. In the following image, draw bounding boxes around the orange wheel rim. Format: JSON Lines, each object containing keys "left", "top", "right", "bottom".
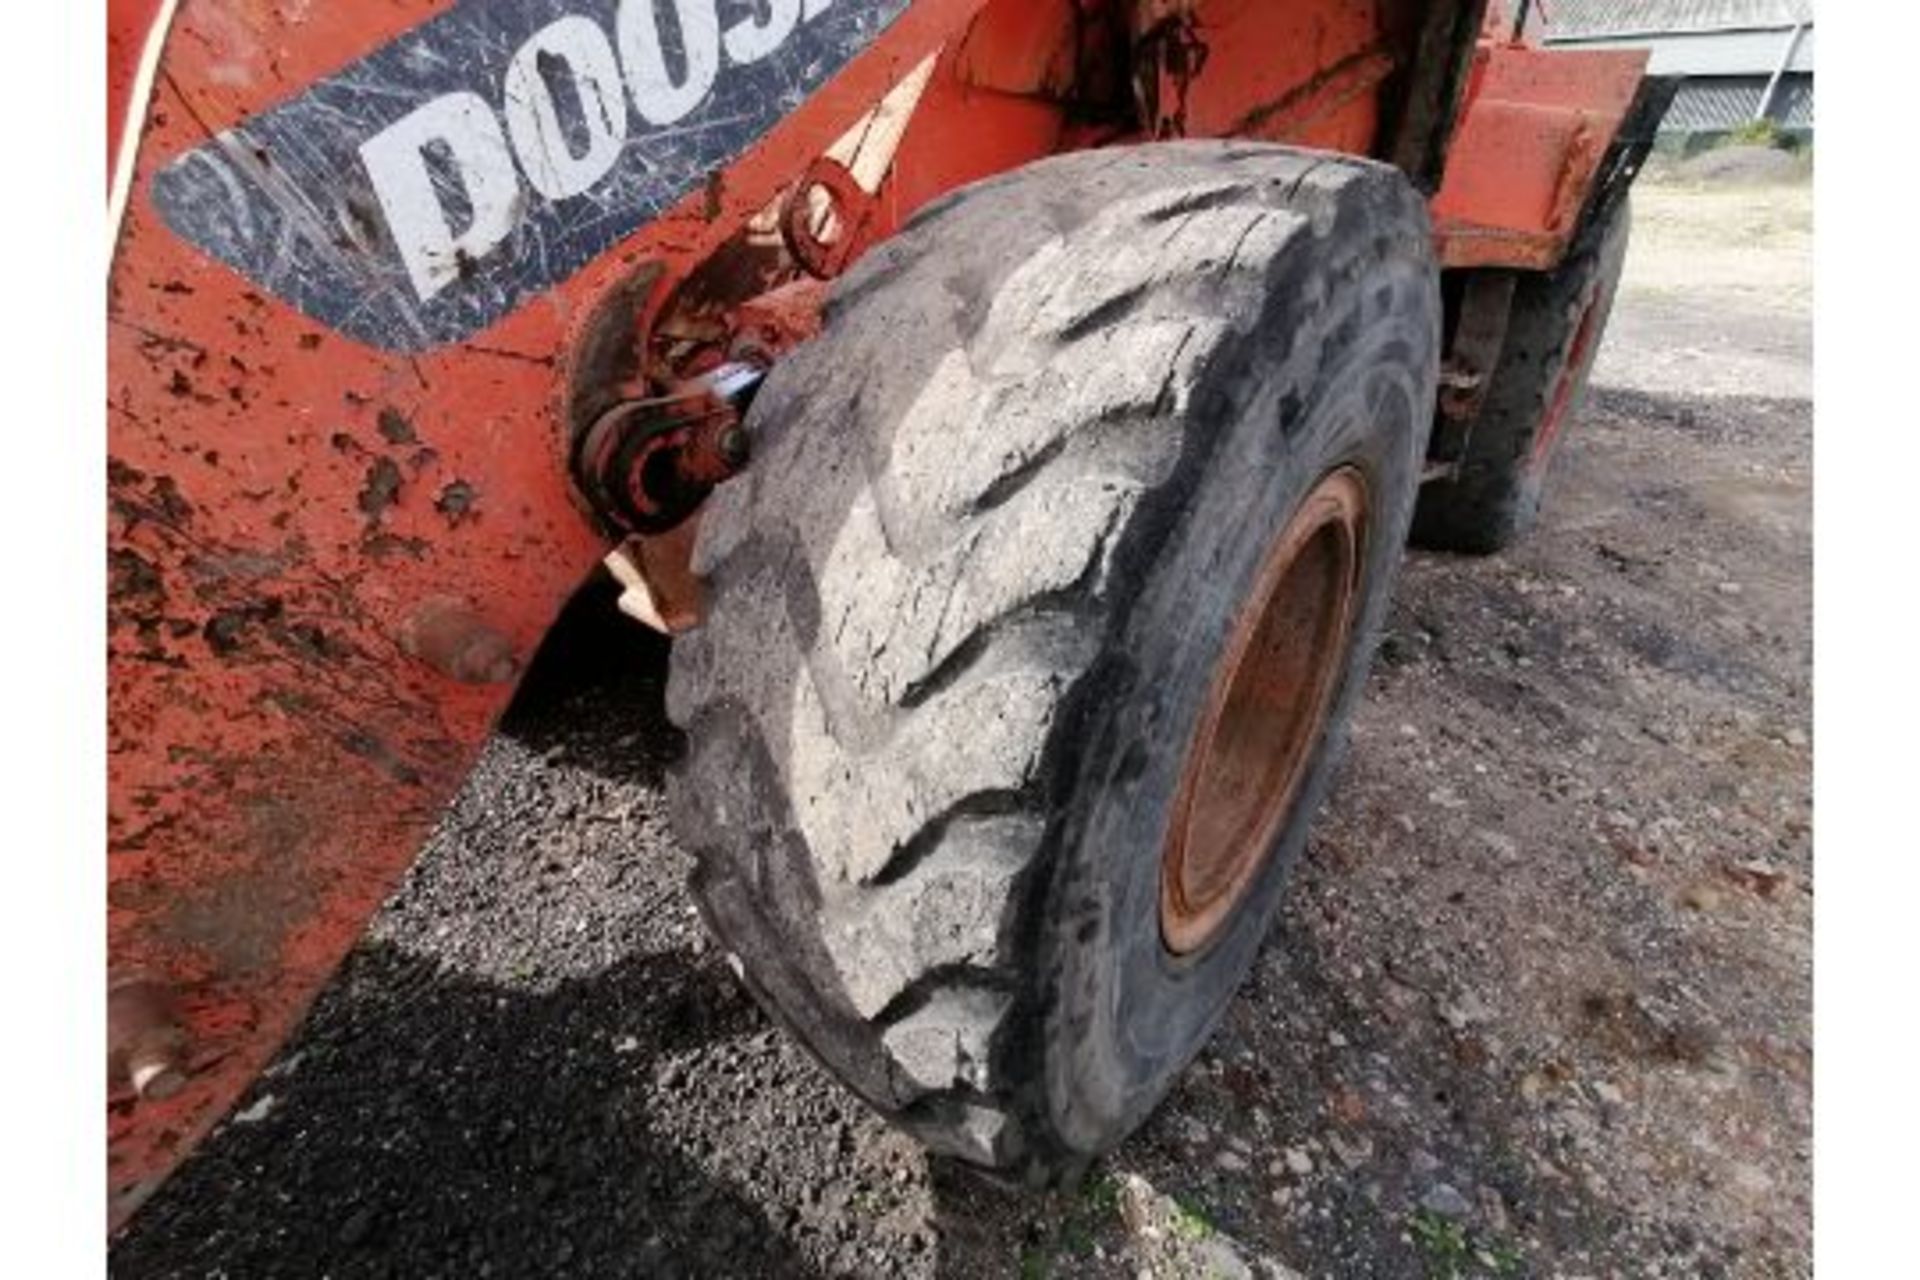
{"left": 1531, "top": 289, "right": 1603, "bottom": 466}
{"left": 1159, "top": 466, "right": 1369, "bottom": 956}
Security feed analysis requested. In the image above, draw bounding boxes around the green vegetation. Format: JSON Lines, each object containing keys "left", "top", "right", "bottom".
{"left": 1009, "top": 1171, "right": 1125, "bottom": 1277}
{"left": 1009, "top": 1172, "right": 1230, "bottom": 1276}
{"left": 1409, "top": 1209, "right": 1473, "bottom": 1277}
{"left": 1407, "top": 1208, "right": 1527, "bottom": 1279}
{"left": 1480, "top": 1241, "right": 1524, "bottom": 1275}
{"left": 1168, "top": 1197, "right": 1216, "bottom": 1243}
{"left": 1079, "top": 1173, "right": 1122, "bottom": 1218}
{"left": 1725, "top": 118, "right": 1784, "bottom": 149}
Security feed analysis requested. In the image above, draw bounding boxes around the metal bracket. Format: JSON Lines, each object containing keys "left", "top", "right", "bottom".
{"left": 1430, "top": 269, "right": 1519, "bottom": 473}
{"left": 781, "top": 156, "right": 880, "bottom": 281}
{"left": 573, "top": 360, "right": 766, "bottom": 537}
{"left": 604, "top": 522, "right": 705, "bottom": 635}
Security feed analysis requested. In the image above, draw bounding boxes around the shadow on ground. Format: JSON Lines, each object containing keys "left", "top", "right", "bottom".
{"left": 107, "top": 940, "right": 824, "bottom": 1279}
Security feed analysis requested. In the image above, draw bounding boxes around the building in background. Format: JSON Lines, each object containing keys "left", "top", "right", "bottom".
{"left": 1540, "top": 0, "right": 1813, "bottom": 153}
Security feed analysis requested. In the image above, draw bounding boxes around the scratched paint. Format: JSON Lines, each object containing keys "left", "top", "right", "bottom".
{"left": 109, "top": 0, "right": 991, "bottom": 1230}
{"left": 150, "top": 0, "right": 912, "bottom": 350}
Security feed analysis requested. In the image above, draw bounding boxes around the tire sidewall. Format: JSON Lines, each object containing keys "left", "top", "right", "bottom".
{"left": 1040, "top": 249, "right": 1438, "bottom": 1155}
{"left": 1522, "top": 202, "right": 1633, "bottom": 499}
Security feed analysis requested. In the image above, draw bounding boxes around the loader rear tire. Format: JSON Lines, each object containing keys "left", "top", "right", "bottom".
{"left": 665, "top": 142, "right": 1440, "bottom": 1180}
{"left": 1410, "top": 197, "right": 1632, "bottom": 553}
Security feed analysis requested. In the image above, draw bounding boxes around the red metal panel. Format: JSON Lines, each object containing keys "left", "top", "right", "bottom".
{"left": 885, "top": 59, "right": 1073, "bottom": 218}
{"left": 107, "top": 0, "right": 994, "bottom": 1226}
{"left": 107, "top": 0, "right": 170, "bottom": 192}
{"left": 1156, "top": 0, "right": 1390, "bottom": 151}
{"left": 954, "top": 0, "right": 1079, "bottom": 96}
{"left": 1430, "top": 43, "right": 1648, "bottom": 269}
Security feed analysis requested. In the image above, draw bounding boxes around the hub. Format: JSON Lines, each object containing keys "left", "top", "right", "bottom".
{"left": 1160, "top": 466, "right": 1368, "bottom": 956}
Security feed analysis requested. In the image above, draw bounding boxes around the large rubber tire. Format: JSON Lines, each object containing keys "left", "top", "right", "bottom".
{"left": 665, "top": 142, "right": 1440, "bottom": 1180}
{"left": 1410, "top": 197, "right": 1632, "bottom": 554}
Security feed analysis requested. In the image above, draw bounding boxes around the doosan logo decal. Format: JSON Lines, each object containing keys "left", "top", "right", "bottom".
{"left": 364, "top": 0, "right": 837, "bottom": 304}
{"left": 149, "top": 0, "right": 910, "bottom": 351}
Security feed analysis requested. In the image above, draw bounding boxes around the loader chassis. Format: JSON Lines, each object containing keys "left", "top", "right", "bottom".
{"left": 106, "top": 0, "right": 1648, "bottom": 1223}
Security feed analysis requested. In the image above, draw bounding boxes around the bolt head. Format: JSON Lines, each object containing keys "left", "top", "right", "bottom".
{"left": 129, "top": 1052, "right": 188, "bottom": 1100}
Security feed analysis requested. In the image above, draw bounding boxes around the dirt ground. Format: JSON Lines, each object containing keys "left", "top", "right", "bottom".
{"left": 111, "top": 172, "right": 1812, "bottom": 1280}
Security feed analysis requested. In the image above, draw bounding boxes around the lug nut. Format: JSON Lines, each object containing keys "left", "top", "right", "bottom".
{"left": 127, "top": 1047, "right": 188, "bottom": 1100}
{"left": 109, "top": 979, "right": 189, "bottom": 1101}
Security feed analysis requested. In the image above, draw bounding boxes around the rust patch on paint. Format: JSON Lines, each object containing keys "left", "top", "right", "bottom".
{"left": 362, "top": 531, "right": 429, "bottom": 560}
{"left": 110, "top": 548, "right": 166, "bottom": 604}
{"left": 434, "top": 480, "right": 477, "bottom": 526}
{"left": 376, "top": 406, "right": 417, "bottom": 445}
{"left": 356, "top": 457, "right": 403, "bottom": 520}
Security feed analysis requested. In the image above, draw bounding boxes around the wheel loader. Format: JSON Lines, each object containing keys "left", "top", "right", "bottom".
{"left": 107, "top": 0, "right": 1671, "bottom": 1227}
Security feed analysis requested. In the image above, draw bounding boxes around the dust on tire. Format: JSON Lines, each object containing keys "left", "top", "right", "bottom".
{"left": 666, "top": 141, "right": 1442, "bottom": 1180}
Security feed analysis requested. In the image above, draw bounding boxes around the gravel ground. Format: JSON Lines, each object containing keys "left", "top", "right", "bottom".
{"left": 1667, "top": 145, "right": 1809, "bottom": 187}
{"left": 112, "top": 174, "right": 1812, "bottom": 1280}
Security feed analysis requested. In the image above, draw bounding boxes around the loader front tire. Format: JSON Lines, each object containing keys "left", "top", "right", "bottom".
{"left": 665, "top": 143, "right": 1440, "bottom": 1179}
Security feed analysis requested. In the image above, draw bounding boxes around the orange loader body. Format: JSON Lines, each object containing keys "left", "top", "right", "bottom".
{"left": 107, "top": 0, "right": 1649, "bottom": 1225}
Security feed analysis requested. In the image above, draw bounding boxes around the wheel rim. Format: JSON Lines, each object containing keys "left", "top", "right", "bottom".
{"left": 1529, "top": 287, "right": 1604, "bottom": 467}
{"left": 1159, "top": 467, "right": 1369, "bottom": 956}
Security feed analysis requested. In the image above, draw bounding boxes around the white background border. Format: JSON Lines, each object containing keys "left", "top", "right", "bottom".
{"left": 5, "top": 1, "right": 107, "bottom": 1272}
{"left": 1, "top": 1, "right": 1908, "bottom": 1273}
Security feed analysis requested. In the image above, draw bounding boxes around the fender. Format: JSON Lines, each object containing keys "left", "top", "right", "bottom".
{"left": 107, "top": 0, "right": 989, "bottom": 1226}
{"left": 1430, "top": 38, "right": 1652, "bottom": 270}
